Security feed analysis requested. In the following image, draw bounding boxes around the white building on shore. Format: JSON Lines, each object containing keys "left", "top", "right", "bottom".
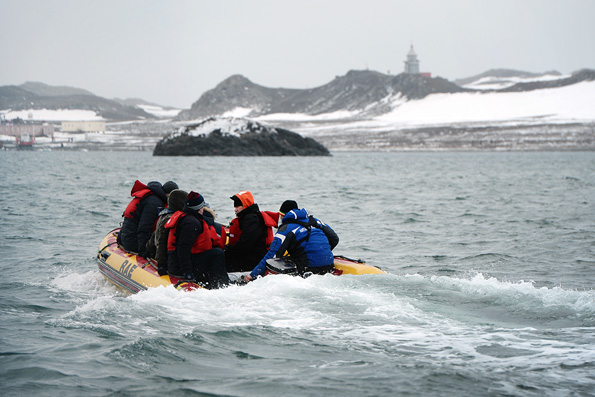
{"left": 61, "top": 121, "right": 106, "bottom": 132}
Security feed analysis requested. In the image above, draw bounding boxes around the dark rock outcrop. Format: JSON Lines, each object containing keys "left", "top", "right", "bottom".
{"left": 153, "top": 117, "right": 330, "bottom": 156}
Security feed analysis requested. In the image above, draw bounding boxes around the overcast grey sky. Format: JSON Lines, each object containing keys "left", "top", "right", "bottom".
{"left": 1, "top": 0, "right": 594, "bottom": 108}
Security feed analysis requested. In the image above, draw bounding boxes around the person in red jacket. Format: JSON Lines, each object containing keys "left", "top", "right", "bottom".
{"left": 118, "top": 180, "right": 177, "bottom": 256}
{"left": 225, "top": 191, "right": 278, "bottom": 272}
{"left": 165, "top": 191, "right": 229, "bottom": 289}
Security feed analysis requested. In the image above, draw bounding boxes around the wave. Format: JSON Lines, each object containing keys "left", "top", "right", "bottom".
{"left": 36, "top": 268, "right": 595, "bottom": 396}
{"left": 415, "top": 272, "right": 595, "bottom": 328}
{"left": 50, "top": 268, "right": 595, "bottom": 337}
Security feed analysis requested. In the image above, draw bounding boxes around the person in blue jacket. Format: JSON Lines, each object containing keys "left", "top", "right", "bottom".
{"left": 243, "top": 200, "right": 338, "bottom": 282}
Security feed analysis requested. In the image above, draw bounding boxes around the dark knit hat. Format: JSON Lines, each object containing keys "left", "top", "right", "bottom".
{"left": 279, "top": 200, "right": 298, "bottom": 214}
{"left": 147, "top": 181, "right": 166, "bottom": 202}
{"left": 168, "top": 189, "right": 187, "bottom": 212}
{"left": 186, "top": 191, "right": 206, "bottom": 211}
{"left": 231, "top": 195, "right": 243, "bottom": 207}
{"left": 162, "top": 181, "right": 179, "bottom": 194}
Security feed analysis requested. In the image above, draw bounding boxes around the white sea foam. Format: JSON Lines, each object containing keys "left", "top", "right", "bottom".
{"left": 45, "top": 257, "right": 595, "bottom": 392}
{"left": 427, "top": 273, "right": 595, "bottom": 317}
{"left": 50, "top": 269, "right": 124, "bottom": 298}
{"left": 56, "top": 269, "right": 595, "bottom": 339}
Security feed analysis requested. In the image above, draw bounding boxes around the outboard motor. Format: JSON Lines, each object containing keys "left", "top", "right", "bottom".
{"left": 265, "top": 258, "right": 298, "bottom": 275}
{"left": 265, "top": 258, "right": 313, "bottom": 278}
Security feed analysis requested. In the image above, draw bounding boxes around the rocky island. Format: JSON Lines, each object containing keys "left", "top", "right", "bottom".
{"left": 152, "top": 117, "right": 330, "bottom": 156}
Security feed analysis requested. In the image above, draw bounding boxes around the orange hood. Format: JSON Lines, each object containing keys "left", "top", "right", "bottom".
{"left": 233, "top": 191, "right": 254, "bottom": 209}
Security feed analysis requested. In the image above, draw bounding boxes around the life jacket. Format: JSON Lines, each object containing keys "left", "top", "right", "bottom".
{"left": 165, "top": 211, "right": 185, "bottom": 251}
{"left": 227, "top": 217, "right": 241, "bottom": 246}
{"left": 262, "top": 211, "right": 280, "bottom": 248}
{"left": 227, "top": 210, "right": 280, "bottom": 249}
{"left": 211, "top": 222, "right": 227, "bottom": 249}
{"left": 191, "top": 221, "right": 216, "bottom": 253}
{"left": 123, "top": 180, "right": 153, "bottom": 219}
{"left": 165, "top": 210, "right": 220, "bottom": 253}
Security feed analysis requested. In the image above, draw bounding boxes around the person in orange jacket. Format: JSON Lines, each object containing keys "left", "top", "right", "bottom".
{"left": 225, "top": 191, "right": 279, "bottom": 272}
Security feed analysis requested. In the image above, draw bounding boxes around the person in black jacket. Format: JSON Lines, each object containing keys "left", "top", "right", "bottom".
{"left": 145, "top": 188, "right": 187, "bottom": 275}
{"left": 166, "top": 192, "right": 229, "bottom": 289}
{"left": 224, "top": 191, "right": 268, "bottom": 272}
{"left": 118, "top": 180, "right": 175, "bottom": 257}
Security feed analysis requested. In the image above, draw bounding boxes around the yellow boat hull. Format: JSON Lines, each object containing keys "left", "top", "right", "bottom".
{"left": 333, "top": 256, "right": 386, "bottom": 275}
{"left": 97, "top": 229, "right": 200, "bottom": 293}
{"left": 97, "top": 229, "right": 385, "bottom": 294}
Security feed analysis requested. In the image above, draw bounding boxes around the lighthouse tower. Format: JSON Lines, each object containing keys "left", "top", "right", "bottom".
{"left": 404, "top": 45, "right": 420, "bottom": 74}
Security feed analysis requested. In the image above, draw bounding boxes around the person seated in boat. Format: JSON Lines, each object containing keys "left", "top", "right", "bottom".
{"left": 277, "top": 200, "right": 339, "bottom": 250}
{"left": 145, "top": 188, "right": 187, "bottom": 275}
{"left": 118, "top": 180, "right": 178, "bottom": 257}
{"left": 201, "top": 202, "right": 228, "bottom": 255}
{"left": 224, "top": 191, "right": 279, "bottom": 273}
{"left": 243, "top": 201, "right": 338, "bottom": 282}
{"left": 165, "top": 191, "right": 229, "bottom": 289}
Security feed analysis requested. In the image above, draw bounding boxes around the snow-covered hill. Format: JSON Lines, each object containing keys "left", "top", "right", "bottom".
{"left": 2, "top": 70, "right": 594, "bottom": 151}
{"left": 250, "top": 76, "right": 595, "bottom": 151}
{"left": 0, "top": 82, "right": 180, "bottom": 122}
{"left": 454, "top": 69, "right": 567, "bottom": 90}
{"left": 178, "top": 71, "right": 466, "bottom": 120}
{"left": 1, "top": 105, "right": 181, "bottom": 122}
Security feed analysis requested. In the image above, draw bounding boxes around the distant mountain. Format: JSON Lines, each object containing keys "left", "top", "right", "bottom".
{"left": 179, "top": 68, "right": 595, "bottom": 122}
{"left": 177, "top": 70, "right": 467, "bottom": 120}
{"left": 112, "top": 97, "right": 176, "bottom": 110}
{"left": 4, "top": 68, "right": 594, "bottom": 125}
{"left": 454, "top": 69, "right": 563, "bottom": 86}
{"left": 0, "top": 82, "right": 154, "bottom": 121}
{"left": 19, "top": 81, "right": 96, "bottom": 97}
{"left": 455, "top": 68, "right": 595, "bottom": 92}
{"left": 178, "top": 75, "right": 301, "bottom": 120}
{"left": 502, "top": 69, "right": 595, "bottom": 92}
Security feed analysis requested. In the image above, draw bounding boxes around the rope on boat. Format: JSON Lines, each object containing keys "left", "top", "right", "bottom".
{"left": 98, "top": 241, "right": 117, "bottom": 253}
{"left": 334, "top": 255, "right": 366, "bottom": 263}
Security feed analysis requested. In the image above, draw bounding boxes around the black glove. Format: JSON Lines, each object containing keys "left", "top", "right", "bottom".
{"left": 157, "top": 266, "right": 168, "bottom": 276}
{"left": 183, "top": 272, "right": 196, "bottom": 282}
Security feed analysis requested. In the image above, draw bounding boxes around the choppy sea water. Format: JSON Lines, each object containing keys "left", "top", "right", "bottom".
{"left": 0, "top": 151, "right": 594, "bottom": 396}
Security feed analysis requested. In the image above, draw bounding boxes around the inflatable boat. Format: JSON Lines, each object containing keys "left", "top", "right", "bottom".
{"left": 97, "top": 228, "right": 385, "bottom": 294}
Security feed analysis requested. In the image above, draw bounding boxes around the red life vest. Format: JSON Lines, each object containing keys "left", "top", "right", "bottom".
{"left": 191, "top": 221, "right": 216, "bottom": 253}
{"left": 227, "top": 218, "right": 241, "bottom": 246}
{"left": 165, "top": 211, "right": 221, "bottom": 253}
{"left": 123, "top": 180, "right": 153, "bottom": 219}
{"left": 165, "top": 211, "right": 185, "bottom": 251}
{"left": 262, "top": 211, "right": 280, "bottom": 248}
{"left": 211, "top": 223, "right": 227, "bottom": 249}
